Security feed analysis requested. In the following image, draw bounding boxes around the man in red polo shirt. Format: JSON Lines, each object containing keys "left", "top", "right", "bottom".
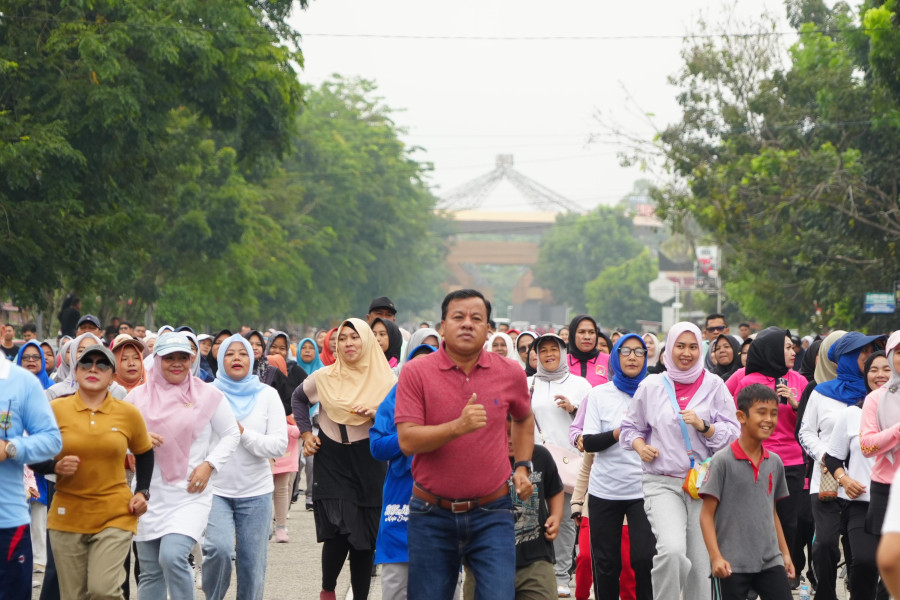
{"left": 396, "top": 289, "right": 535, "bottom": 600}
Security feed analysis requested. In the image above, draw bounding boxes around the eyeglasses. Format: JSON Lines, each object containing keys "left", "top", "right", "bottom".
{"left": 21, "top": 354, "right": 42, "bottom": 362}
{"left": 706, "top": 325, "right": 726, "bottom": 333}
{"left": 76, "top": 358, "right": 113, "bottom": 372}
{"left": 618, "top": 347, "right": 647, "bottom": 357}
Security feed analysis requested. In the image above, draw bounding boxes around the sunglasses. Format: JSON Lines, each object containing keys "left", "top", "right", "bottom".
{"left": 618, "top": 347, "right": 647, "bottom": 357}
{"left": 21, "top": 354, "right": 42, "bottom": 362}
{"left": 77, "top": 358, "right": 113, "bottom": 372}
{"left": 706, "top": 325, "right": 726, "bottom": 333}
{"left": 517, "top": 346, "right": 529, "bottom": 353}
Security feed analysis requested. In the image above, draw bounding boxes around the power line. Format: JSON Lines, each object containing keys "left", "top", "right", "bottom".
{"left": 2, "top": 15, "right": 892, "bottom": 41}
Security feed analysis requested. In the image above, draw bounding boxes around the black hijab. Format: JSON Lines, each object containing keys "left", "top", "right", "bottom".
{"left": 745, "top": 326, "right": 791, "bottom": 379}
{"left": 710, "top": 334, "right": 742, "bottom": 379}
{"left": 524, "top": 338, "right": 537, "bottom": 377}
{"left": 567, "top": 315, "right": 601, "bottom": 378}
{"left": 798, "top": 339, "right": 822, "bottom": 381}
{"left": 244, "top": 330, "right": 271, "bottom": 383}
{"left": 372, "top": 318, "right": 403, "bottom": 365}
{"left": 207, "top": 328, "right": 232, "bottom": 376}
{"left": 863, "top": 350, "right": 887, "bottom": 394}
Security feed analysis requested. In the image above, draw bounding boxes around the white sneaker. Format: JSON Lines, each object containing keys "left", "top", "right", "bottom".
{"left": 557, "top": 584, "right": 571, "bottom": 598}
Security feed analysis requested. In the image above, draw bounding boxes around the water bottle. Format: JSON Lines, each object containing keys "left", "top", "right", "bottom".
{"left": 798, "top": 584, "right": 811, "bottom": 600}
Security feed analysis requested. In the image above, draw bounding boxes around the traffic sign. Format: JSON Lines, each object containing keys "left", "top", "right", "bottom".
{"left": 649, "top": 276, "right": 676, "bottom": 303}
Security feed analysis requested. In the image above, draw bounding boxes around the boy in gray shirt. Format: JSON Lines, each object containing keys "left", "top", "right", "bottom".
{"left": 699, "top": 384, "right": 795, "bottom": 600}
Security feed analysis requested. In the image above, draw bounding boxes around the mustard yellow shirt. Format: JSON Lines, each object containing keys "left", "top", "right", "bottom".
{"left": 49, "top": 391, "right": 153, "bottom": 534}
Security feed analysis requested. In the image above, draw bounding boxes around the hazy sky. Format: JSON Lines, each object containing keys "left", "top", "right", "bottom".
{"left": 288, "top": 1, "right": 789, "bottom": 212}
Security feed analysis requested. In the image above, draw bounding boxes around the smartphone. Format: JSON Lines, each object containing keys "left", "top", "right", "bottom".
{"left": 777, "top": 377, "right": 789, "bottom": 404}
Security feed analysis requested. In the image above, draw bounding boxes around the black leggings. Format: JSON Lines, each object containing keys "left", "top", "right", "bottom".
{"left": 588, "top": 495, "right": 655, "bottom": 600}
{"left": 321, "top": 533, "right": 374, "bottom": 598}
{"left": 846, "top": 502, "right": 889, "bottom": 600}
{"left": 775, "top": 464, "right": 806, "bottom": 577}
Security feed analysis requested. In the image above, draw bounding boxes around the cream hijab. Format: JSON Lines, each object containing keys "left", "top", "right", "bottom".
{"left": 314, "top": 318, "right": 397, "bottom": 426}
{"left": 814, "top": 330, "right": 847, "bottom": 385}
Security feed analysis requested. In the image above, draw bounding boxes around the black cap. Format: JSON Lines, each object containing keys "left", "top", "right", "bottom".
{"left": 368, "top": 296, "right": 397, "bottom": 315}
{"left": 77, "top": 314, "right": 102, "bottom": 329}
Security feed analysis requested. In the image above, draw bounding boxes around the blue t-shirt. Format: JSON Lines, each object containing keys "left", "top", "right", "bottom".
{"left": 0, "top": 357, "right": 62, "bottom": 528}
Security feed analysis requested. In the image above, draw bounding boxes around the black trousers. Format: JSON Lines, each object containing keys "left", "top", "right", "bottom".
{"left": 712, "top": 566, "right": 793, "bottom": 600}
{"left": 775, "top": 464, "right": 806, "bottom": 577}
{"left": 588, "top": 495, "right": 655, "bottom": 600}
{"left": 810, "top": 496, "right": 848, "bottom": 600}
{"left": 846, "top": 501, "right": 889, "bottom": 600}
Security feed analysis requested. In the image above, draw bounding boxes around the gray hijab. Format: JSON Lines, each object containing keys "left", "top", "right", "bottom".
{"left": 533, "top": 334, "right": 571, "bottom": 383}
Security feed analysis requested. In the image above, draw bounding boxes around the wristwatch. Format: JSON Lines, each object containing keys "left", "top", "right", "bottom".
{"left": 513, "top": 460, "right": 533, "bottom": 474}
{"left": 4, "top": 440, "right": 17, "bottom": 459}
{"left": 135, "top": 489, "right": 151, "bottom": 501}
{"left": 700, "top": 420, "right": 711, "bottom": 434}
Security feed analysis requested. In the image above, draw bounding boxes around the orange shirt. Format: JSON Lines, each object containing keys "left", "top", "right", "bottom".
{"left": 49, "top": 391, "right": 153, "bottom": 534}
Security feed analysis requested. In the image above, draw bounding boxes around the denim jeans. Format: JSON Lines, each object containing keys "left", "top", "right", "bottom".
{"left": 136, "top": 533, "right": 197, "bottom": 600}
{"left": 407, "top": 494, "right": 515, "bottom": 600}
{"left": 202, "top": 493, "right": 272, "bottom": 600}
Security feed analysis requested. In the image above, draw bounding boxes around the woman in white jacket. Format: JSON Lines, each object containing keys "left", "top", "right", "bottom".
{"left": 528, "top": 333, "right": 592, "bottom": 597}
{"left": 202, "top": 334, "right": 288, "bottom": 600}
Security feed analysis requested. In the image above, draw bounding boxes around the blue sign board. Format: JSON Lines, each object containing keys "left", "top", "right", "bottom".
{"left": 865, "top": 292, "right": 895, "bottom": 314}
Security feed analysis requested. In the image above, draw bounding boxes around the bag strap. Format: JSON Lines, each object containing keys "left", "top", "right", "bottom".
{"left": 661, "top": 375, "right": 696, "bottom": 468}
{"left": 528, "top": 381, "right": 547, "bottom": 443}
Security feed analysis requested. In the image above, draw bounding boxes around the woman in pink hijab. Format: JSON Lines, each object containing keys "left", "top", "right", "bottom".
{"left": 619, "top": 322, "right": 740, "bottom": 600}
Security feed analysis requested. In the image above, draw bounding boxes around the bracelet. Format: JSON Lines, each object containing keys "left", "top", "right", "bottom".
{"left": 837, "top": 473, "right": 846, "bottom": 484}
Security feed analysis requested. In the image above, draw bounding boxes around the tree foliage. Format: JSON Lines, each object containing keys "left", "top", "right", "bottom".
{"left": 1, "top": 0, "right": 446, "bottom": 330}
{"left": 535, "top": 206, "right": 643, "bottom": 314}
{"left": 585, "top": 247, "right": 659, "bottom": 331}
{"left": 650, "top": 0, "right": 900, "bottom": 331}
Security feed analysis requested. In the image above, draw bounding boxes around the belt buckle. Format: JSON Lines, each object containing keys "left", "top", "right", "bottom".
{"left": 450, "top": 500, "right": 471, "bottom": 513}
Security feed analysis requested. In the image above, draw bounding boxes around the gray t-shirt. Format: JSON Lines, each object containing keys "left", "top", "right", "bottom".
{"left": 699, "top": 440, "right": 789, "bottom": 573}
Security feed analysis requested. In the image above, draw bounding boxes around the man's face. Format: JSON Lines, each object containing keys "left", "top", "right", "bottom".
{"left": 77, "top": 323, "right": 102, "bottom": 337}
{"left": 367, "top": 308, "right": 396, "bottom": 324}
{"left": 441, "top": 297, "right": 489, "bottom": 356}
{"left": 498, "top": 323, "right": 509, "bottom": 333}
{"left": 134, "top": 325, "right": 146, "bottom": 339}
{"left": 23, "top": 330, "right": 36, "bottom": 342}
{"left": 3, "top": 326, "right": 14, "bottom": 342}
{"left": 739, "top": 325, "right": 751, "bottom": 339}
{"left": 118, "top": 323, "right": 133, "bottom": 336}
{"left": 705, "top": 318, "right": 728, "bottom": 341}
{"left": 239, "top": 326, "right": 251, "bottom": 336}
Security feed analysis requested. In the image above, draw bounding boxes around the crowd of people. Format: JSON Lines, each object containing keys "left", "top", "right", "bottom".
{"left": 3, "top": 291, "right": 900, "bottom": 600}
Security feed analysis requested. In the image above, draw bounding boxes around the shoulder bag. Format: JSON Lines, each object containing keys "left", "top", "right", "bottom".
{"left": 661, "top": 376, "right": 710, "bottom": 499}
{"left": 531, "top": 383, "right": 581, "bottom": 494}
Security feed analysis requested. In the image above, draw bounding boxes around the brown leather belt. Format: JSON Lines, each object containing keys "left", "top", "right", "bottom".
{"left": 412, "top": 483, "right": 508, "bottom": 513}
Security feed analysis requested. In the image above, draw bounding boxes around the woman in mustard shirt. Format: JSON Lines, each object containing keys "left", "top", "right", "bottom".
{"left": 47, "top": 344, "right": 154, "bottom": 600}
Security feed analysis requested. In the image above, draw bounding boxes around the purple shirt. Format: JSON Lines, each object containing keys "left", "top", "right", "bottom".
{"left": 619, "top": 371, "right": 740, "bottom": 478}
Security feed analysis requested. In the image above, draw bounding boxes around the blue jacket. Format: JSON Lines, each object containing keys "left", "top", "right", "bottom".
{"left": 0, "top": 358, "right": 62, "bottom": 528}
{"left": 370, "top": 383, "right": 413, "bottom": 564}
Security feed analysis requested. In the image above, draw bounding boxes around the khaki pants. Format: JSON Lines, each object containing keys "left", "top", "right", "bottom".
{"left": 463, "top": 559, "right": 556, "bottom": 600}
{"left": 49, "top": 527, "right": 132, "bottom": 600}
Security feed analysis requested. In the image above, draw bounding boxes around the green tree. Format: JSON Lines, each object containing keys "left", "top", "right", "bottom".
{"left": 647, "top": 0, "right": 900, "bottom": 331}
{"left": 535, "top": 206, "right": 643, "bottom": 314}
{"left": 0, "top": 0, "right": 304, "bottom": 311}
{"left": 585, "top": 248, "right": 659, "bottom": 331}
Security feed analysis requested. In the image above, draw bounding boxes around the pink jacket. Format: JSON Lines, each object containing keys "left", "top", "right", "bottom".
{"left": 860, "top": 387, "right": 900, "bottom": 484}
{"left": 731, "top": 370, "right": 807, "bottom": 467}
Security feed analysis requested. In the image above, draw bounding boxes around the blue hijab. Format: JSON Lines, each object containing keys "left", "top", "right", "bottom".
{"left": 816, "top": 332, "right": 886, "bottom": 406}
{"left": 609, "top": 333, "right": 648, "bottom": 396}
{"left": 296, "top": 337, "right": 325, "bottom": 375}
{"left": 212, "top": 334, "right": 269, "bottom": 420}
{"left": 16, "top": 341, "right": 53, "bottom": 390}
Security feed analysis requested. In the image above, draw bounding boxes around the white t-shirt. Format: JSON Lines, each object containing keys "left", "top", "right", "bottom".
{"left": 528, "top": 374, "right": 591, "bottom": 451}
{"left": 211, "top": 386, "right": 288, "bottom": 499}
{"left": 135, "top": 400, "right": 240, "bottom": 543}
{"left": 583, "top": 382, "right": 643, "bottom": 500}
{"left": 883, "top": 479, "right": 900, "bottom": 534}
{"left": 799, "top": 390, "right": 849, "bottom": 494}
{"left": 825, "top": 405, "right": 873, "bottom": 502}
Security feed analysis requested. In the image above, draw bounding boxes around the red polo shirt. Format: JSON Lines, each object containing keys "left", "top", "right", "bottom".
{"left": 395, "top": 345, "right": 532, "bottom": 499}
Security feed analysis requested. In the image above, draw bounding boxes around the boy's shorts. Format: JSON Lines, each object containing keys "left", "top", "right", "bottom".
{"left": 463, "top": 559, "right": 556, "bottom": 600}
{"left": 711, "top": 565, "right": 792, "bottom": 600}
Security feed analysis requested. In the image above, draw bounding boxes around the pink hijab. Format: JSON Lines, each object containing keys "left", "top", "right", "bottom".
{"left": 126, "top": 354, "right": 223, "bottom": 484}
{"left": 664, "top": 322, "right": 705, "bottom": 384}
